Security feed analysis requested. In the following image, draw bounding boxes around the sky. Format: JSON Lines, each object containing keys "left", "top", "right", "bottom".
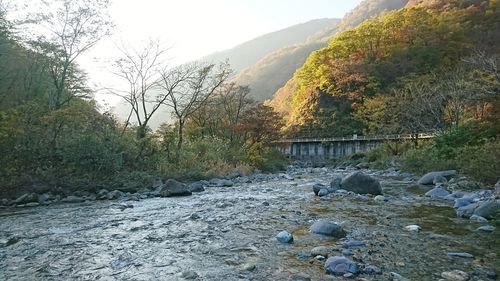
{"left": 32, "top": 0, "right": 365, "bottom": 107}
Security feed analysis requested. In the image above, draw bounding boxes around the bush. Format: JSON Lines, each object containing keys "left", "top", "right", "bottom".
{"left": 455, "top": 140, "right": 500, "bottom": 185}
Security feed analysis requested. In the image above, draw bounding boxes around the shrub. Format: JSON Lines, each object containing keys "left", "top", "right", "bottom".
{"left": 455, "top": 140, "right": 500, "bottom": 185}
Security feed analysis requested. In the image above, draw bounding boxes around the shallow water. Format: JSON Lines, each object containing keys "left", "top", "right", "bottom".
{"left": 0, "top": 170, "right": 498, "bottom": 280}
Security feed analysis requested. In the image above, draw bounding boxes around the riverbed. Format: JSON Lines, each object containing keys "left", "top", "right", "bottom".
{"left": 1, "top": 168, "right": 498, "bottom": 280}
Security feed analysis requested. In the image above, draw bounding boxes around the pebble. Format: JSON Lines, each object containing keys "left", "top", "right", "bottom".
{"left": 404, "top": 225, "right": 421, "bottom": 232}
{"left": 441, "top": 270, "right": 469, "bottom": 281}
{"left": 276, "top": 231, "right": 293, "bottom": 243}
{"left": 363, "top": 265, "right": 382, "bottom": 275}
{"left": 447, "top": 252, "right": 474, "bottom": 258}
{"left": 477, "top": 225, "right": 495, "bottom": 232}
{"left": 343, "top": 239, "right": 365, "bottom": 248}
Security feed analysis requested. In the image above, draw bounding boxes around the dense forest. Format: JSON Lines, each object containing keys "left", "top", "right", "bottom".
{"left": 269, "top": 0, "right": 499, "bottom": 184}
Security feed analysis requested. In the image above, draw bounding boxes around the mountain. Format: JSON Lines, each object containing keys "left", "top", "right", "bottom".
{"left": 202, "top": 18, "right": 340, "bottom": 73}
{"left": 235, "top": 0, "right": 409, "bottom": 101}
{"left": 269, "top": 0, "right": 498, "bottom": 137}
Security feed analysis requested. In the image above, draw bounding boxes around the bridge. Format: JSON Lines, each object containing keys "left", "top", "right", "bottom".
{"left": 272, "top": 133, "right": 435, "bottom": 159}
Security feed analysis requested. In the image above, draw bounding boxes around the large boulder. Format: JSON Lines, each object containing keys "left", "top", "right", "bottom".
{"left": 340, "top": 172, "right": 382, "bottom": 195}
{"left": 324, "top": 256, "right": 358, "bottom": 275}
{"left": 473, "top": 201, "right": 500, "bottom": 220}
{"left": 159, "top": 179, "right": 192, "bottom": 197}
{"left": 310, "top": 220, "right": 346, "bottom": 238}
{"left": 188, "top": 182, "right": 205, "bottom": 193}
{"left": 417, "top": 170, "right": 456, "bottom": 185}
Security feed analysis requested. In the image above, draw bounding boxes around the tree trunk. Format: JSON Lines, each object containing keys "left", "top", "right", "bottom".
{"left": 177, "top": 120, "right": 184, "bottom": 150}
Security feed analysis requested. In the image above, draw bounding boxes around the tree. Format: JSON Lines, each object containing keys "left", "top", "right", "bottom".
{"left": 160, "top": 62, "right": 232, "bottom": 149}
{"left": 109, "top": 39, "right": 172, "bottom": 139}
{"left": 30, "top": 0, "right": 113, "bottom": 109}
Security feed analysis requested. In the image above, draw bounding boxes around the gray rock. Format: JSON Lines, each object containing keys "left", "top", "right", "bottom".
{"left": 107, "top": 190, "right": 124, "bottom": 200}
{"left": 418, "top": 170, "right": 456, "bottom": 185}
{"left": 310, "top": 220, "right": 346, "bottom": 238}
{"left": 181, "top": 270, "right": 199, "bottom": 279}
{"left": 343, "top": 240, "right": 365, "bottom": 248}
{"left": 318, "top": 189, "right": 329, "bottom": 197}
{"left": 311, "top": 246, "right": 331, "bottom": 257}
{"left": 374, "top": 195, "right": 387, "bottom": 202}
{"left": 363, "top": 265, "right": 382, "bottom": 275}
{"left": 276, "top": 231, "right": 293, "bottom": 243}
{"left": 457, "top": 202, "right": 480, "bottom": 218}
{"left": 340, "top": 172, "right": 382, "bottom": 195}
{"left": 425, "top": 187, "right": 450, "bottom": 198}
{"left": 97, "top": 189, "right": 109, "bottom": 200}
{"left": 211, "top": 179, "right": 234, "bottom": 187}
{"left": 313, "top": 183, "right": 326, "bottom": 196}
{"left": 61, "top": 196, "right": 85, "bottom": 203}
{"left": 470, "top": 215, "right": 488, "bottom": 223}
{"left": 330, "top": 177, "right": 342, "bottom": 191}
{"left": 390, "top": 272, "right": 409, "bottom": 281}
{"left": 188, "top": 182, "right": 205, "bottom": 193}
{"left": 37, "top": 194, "right": 51, "bottom": 205}
{"left": 13, "top": 193, "right": 38, "bottom": 205}
{"left": 447, "top": 252, "right": 474, "bottom": 258}
{"left": 159, "top": 179, "right": 192, "bottom": 197}
{"left": 473, "top": 201, "right": 500, "bottom": 220}
{"left": 297, "top": 251, "right": 312, "bottom": 260}
{"left": 324, "top": 256, "right": 358, "bottom": 275}
{"left": 454, "top": 198, "right": 472, "bottom": 208}
{"left": 477, "top": 225, "right": 495, "bottom": 232}
{"left": 441, "top": 270, "right": 469, "bottom": 281}
{"left": 433, "top": 175, "right": 448, "bottom": 185}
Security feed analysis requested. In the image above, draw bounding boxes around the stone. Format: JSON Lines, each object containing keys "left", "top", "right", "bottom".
{"left": 107, "top": 190, "right": 124, "bottom": 200}
{"left": 310, "top": 220, "right": 346, "bottom": 238}
{"left": 441, "top": 270, "right": 469, "bottom": 281}
{"left": 61, "top": 196, "right": 85, "bottom": 203}
{"left": 343, "top": 240, "right": 365, "bottom": 248}
{"left": 159, "top": 179, "right": 192, "bottom": 197}
{"left": 390, "top": 272, "right": 409, "bottom": 281}
{"left": 311, "top": 246, "right": 331, "bottom": 257}
{"left": 447, "top": 252, "right": 474, "bottom": 258}
{"left": 181, "top": 270, "right": 199, "bottom": 279}
{"left": 477, "top": 225, "right": 495, "bottom": 232}
{"left": 276, "top": 231, "right": 293, "bottom": 243}
{"left": 340, "top": 172, "right": 382, "bottom": 195}
{"left": 470, "top": 215, "right": 488, "bottom": 223}
{"left": 313, "top": 183, "right": 326, "bottom": 196}
{"left": 37, "top": 194, "right": 51, "bottom": 205}
{"left": 315, "top": 255, "right": 326, "bottom": 261}
{"left": 243, "top": 264, "right": 256, "bottom": 271}
{"left": 363, "top": 265, "right": 382, "bottom": 275}
{"left": 13, "top": 193, "right": 38, "bottom": 205}
{"left": 456, "top": 202, "right": 480, "bottom": 218}
{"left": 96, "top": 189, "right": 109, "bottom": 200}
{"left": 425, "top": 187, "right": 450, "bottom": 199}
{"left": 433, "top": 175, "right": 448, "bottom": 185}
{"left": 454, "top": 198, "right": 472, "bottom": 209}
{"left": 318, "top": 189, "right": 329, "bottom": 197}
{"left": 418, "top": 170, "right": 456, "bottom": 185}
{"left": 297, "top": 251, "right": 312, "bottom": 260}
{"left": 374, "top": 195, "right": 387, "bottom": 202}
{"left": 330, "top": 177, "right": 342, "bottom": 191}
{"left": 324, "top": 256, "right": 358, "bottom": 275}
{"left": 404, "top": 225, "right": 421, "bottom": 232}
{"left": 342, "top": 249, "right": 353, "bottom": 256}
{"left": 211, "top": 179, "right": 234, "bottom": 187}
{"left": 473, "top": 201, "right": 500, "bottom": 219}
{"left": 188, "top": 182, "right": 205, "bottom": 193}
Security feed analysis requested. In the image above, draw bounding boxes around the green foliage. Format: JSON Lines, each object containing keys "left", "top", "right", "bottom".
{"left": 246, "top": 142, "right": 287, "bottom": 172}
{"left": 455, "top": 140, "right": 500, "bottom": 185}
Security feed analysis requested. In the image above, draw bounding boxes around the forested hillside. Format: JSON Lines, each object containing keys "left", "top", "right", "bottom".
{"left": 235, "top": 0, "right": 410, "bottom": 101}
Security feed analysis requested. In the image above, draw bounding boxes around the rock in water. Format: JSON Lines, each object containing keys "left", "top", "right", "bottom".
{"left": 311, "top": 246, "right": 331, "bottom": 257}
{"left": 457, "top": 202, "right": 480, "bottom": 218}
{"left": 318, "top": 189, "right": 329, "bottom": 197}
{"left": 324, "top": 256, "right": 358, "bottom": 275}
{"left": 425, "top": 187, "right": 450, "bottom": 199}
{"left": 340, "top": 172, "right": 382, "bottom": 195}
{"left": 441, "top": 270, "right": 469, "bottom": 281}
{"left": 454, "top": 198, "right": 472, "bottom": 208}
{"left": 159, "top": 179, "right": 192, "bottom": 197}
{"left": 61, "top": 196, "right": 85, "bottom": 203}
{"left": 313, "top": 183, "right": 326, "bottom": 196}
{"left": 276, "top": 231, "right": 293, "bottom": 243}
{"left": 188, "top": 182, "right": 205, "bottom": 193}
{"left": 473, "top": 201, "right": 500, "bottom": 220}
{"left": 404, "top": 225, "right": 421, "bottom": 232}
{"left": 447, "top": 252, "right": 474, "bottom": 258}
{"left": 477, "top": 225, "right": 495, "bottom": 232}
{"left": 310, "top": 220, "right": 346, "bottom": 238}
{"left": 330, "top": 177, "right": 342, "bottom": 191}
{"left": 417, "top": 170, "right": 456, "bottom": 185}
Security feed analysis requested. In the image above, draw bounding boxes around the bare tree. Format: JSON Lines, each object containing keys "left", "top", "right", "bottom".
{"left": 160, "top": 62, "right": 232, "bottom": 149}
{"left": 109, "top": 39, "right": 175, "bottom": 138}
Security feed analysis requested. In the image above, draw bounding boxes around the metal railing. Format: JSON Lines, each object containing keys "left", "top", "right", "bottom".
{"left": 272, "top": 133, "right": 436, "bottom": 144}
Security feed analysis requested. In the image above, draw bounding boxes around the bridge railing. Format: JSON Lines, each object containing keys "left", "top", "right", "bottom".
{"left": 272, "top": 133, "right": 436, "bottom": 144}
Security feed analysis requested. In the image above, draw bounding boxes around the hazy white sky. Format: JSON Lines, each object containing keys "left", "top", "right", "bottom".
{"left": 72, "top": 0, "right": 364, "bottom": 106}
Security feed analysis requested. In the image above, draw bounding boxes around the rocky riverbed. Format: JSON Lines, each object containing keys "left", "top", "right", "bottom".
{"left": 0, "top": 167, "right": 499, "bottom": 280}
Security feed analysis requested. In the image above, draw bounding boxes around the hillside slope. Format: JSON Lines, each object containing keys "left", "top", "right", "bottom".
{"left": 237, "top": 0, "right": 409, "bottom": 101}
